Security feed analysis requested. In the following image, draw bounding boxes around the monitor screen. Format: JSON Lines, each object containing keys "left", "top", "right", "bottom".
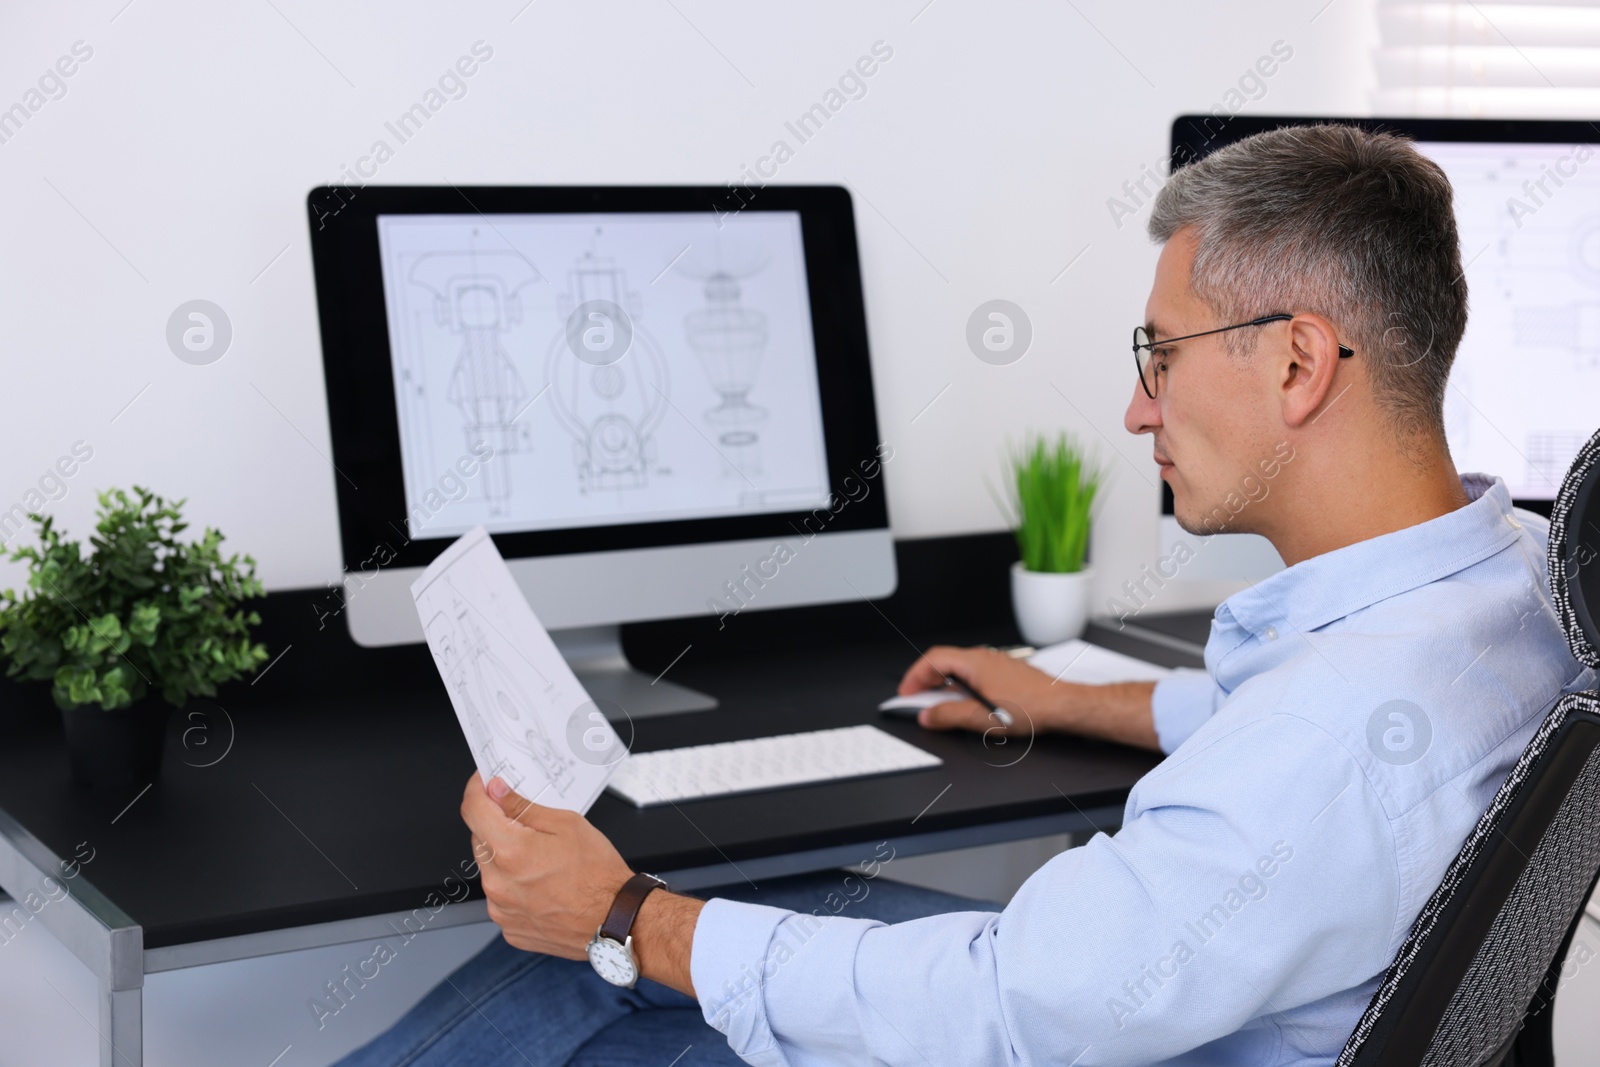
{"left": 374, "top": 211, "right": 832, "bottom": 540}
{"left": 309, "top": 185, "right": 892, "bottom": 644}
{"left": 1416, "top": 140, "right": 1599, "bottom": 502}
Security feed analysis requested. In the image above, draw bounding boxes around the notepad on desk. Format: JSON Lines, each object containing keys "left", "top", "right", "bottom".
{"left": 878, "top": 638, "right": 1174, "bottom": 711}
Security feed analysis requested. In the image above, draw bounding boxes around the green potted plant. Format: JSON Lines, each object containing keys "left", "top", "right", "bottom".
{"left": 1002, "top": 433, "right": 1106, "bottom": 646}
{"left": 0, "top": 487, "right": 268, "bottom": 787}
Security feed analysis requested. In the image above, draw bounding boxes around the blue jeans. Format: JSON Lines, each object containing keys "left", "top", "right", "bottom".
{"left": 334, "top": 870, "right": 1001, "bottom": 1067}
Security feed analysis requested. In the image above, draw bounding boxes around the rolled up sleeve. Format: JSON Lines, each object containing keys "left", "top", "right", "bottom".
{"left": 1150, "top": 667, "right": 1223, "bottom": 753}
{"left": 691, "top": 898, "right": 794, "bottom": 1064}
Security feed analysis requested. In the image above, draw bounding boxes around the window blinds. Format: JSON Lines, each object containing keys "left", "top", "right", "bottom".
{"left": 1375, "top": 1, "right": 1600, "bottom": 117}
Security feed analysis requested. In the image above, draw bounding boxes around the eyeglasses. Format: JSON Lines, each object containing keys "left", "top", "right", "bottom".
{"left": 1131, "top": 313, "right": 1353, "bottom": 399}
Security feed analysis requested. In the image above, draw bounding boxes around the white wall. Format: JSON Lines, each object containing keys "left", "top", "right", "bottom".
{"left": 0, "top": 0, "right": 1376, "bottom": 612}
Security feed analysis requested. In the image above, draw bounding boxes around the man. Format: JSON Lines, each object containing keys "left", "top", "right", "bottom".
{"left": 338, "top": 125, "right": 1593, "bottom": 1065}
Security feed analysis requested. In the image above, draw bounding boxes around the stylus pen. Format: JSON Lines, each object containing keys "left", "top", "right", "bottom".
{"left": 941, "top": 675, "right": 1009, "bottom": 720}
{"left": 948, "top": 676, "right": 1016, "bottom": 729}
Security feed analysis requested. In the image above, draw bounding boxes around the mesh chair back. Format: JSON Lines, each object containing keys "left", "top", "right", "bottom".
{"left": 1335, "top": 439, "right": 1600, "bottom": 1067}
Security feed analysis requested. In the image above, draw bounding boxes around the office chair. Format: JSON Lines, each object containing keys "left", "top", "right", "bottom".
{"left": 1334, "top": 435, "right": 1600, "bottom": 1066}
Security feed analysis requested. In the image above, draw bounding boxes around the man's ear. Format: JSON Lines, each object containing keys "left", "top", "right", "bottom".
{"left": 1280, "top": 313, "right": 1347, "bottom": 428}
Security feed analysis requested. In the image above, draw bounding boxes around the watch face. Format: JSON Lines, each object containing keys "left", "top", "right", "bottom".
{"left": 587, "top": 935, "right": 638, "bottom": 987}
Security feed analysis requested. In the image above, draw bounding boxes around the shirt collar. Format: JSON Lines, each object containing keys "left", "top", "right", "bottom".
{"left": 1218, "top": 474, "right": 1524, "bottom": 639}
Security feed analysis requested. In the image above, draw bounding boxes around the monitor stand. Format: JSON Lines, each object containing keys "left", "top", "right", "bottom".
{"left": 552, "top": 625, "right": 718, "bottom": 721}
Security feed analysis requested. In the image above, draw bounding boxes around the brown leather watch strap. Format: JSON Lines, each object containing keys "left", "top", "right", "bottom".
{"left": 599, "top": 872, "right": 667, "bottom": 942}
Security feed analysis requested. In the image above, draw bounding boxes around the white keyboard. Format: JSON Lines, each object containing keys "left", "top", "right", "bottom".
{"left": 606, "top": 724, "right": 943, "bottom": 808}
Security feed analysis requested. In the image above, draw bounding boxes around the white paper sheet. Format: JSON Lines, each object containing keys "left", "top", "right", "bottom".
{"left": 411, "top": 525, "right": 627, "bottom": 813}
{"left": 879, "top": 638, "right": 1174, "bottom": 711}
{"left": 1025, "top": 638, "right": 1175, "bottom": 685}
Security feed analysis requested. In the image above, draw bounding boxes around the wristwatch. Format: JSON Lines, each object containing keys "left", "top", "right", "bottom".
{"left": 586, "top": 872, "right": 668, "bottom": 988}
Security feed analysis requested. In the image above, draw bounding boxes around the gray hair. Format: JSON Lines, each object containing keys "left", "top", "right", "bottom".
{"left": 1147, "top": 124, "right": 1467, "bottom": 441}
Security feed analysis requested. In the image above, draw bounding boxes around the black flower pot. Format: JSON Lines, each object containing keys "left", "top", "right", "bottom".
{"left": 60, "top": 701, "right": 174, "bottom": 788}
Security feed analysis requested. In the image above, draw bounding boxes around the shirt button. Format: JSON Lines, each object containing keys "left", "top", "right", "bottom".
{"left": 1262, "top": 625, "right": 1278, "bottom": 641}
{"left": 1505, "top": 514, "right": 1522, "bottom": 530}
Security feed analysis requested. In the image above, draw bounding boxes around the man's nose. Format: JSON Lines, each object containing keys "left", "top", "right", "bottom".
{"left": 1125, "top": 379, "right": 1161, "bottom": 436}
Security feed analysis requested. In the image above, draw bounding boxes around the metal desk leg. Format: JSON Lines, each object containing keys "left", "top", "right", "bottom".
{"left": 100, "top": 981, "right": 143, "bottom": 1067}
{"left": 0, "top": 809, "right": 143, "bottom": 1067}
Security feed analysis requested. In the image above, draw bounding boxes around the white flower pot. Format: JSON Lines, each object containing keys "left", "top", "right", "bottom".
{"left": 1011, "top": 562, "right": 1093, "bottom": 646}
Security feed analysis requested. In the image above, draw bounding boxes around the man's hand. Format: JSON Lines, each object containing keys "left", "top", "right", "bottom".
{"left": 460, "top": 772, "right": 707, "bottom": 996}
{"left": 898, "top": 645, "right": 1067, "bottom": 737}
{"left": 898, "top": 645, "right": 1162, "bottom": 751}
{"left": 461, "top": 772, "right": 633, "bottom": 960}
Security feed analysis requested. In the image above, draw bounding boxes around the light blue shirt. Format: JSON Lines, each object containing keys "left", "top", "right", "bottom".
{"left": 689, "top": 474, "right": 1595, "bottom": 1065}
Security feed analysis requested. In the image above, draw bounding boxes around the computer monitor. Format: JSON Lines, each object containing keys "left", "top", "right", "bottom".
{"left": 307, "top": 186, "right": 895, "bottom": 716}
{"left": 1159, "top": 115, "right": 1598, "bottom": 579}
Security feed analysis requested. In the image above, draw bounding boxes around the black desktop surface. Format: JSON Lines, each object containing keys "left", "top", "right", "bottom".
{"left": 0, "top": 534, "right": 1177, "bottom": 951}
{"left": 1116, "top": 608, "right": 1213, "bottom": 650}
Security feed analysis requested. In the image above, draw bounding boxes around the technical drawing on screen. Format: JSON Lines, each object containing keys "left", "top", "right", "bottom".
{"left": 376, "top": 211, "right": 832, "bottom": 540}
{"left": 311, "top": 186, "right": 895, "bottom": 661}
{"left": 1419, "top": 140, "right": 1600, "bottom": 501}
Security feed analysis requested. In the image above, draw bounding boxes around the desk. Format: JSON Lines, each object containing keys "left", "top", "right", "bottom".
{"left": 0, "top": 536, "right": 1204, "bottom": 1066}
